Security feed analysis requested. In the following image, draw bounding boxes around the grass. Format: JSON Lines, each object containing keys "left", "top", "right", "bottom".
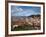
{"left": 11, "top": 25, "right": 40, "bottom": 31}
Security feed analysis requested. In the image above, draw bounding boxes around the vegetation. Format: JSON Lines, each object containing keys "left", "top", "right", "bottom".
{"left": 11, "top": 15, "right": 41, "bottom": 31}
{"left": 11, "top": 25, "right": 40, "bottom": 31}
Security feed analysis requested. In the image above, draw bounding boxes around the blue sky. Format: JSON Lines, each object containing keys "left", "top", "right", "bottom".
{"left": 11, "top": 6, "right": 41, "bottom": 16}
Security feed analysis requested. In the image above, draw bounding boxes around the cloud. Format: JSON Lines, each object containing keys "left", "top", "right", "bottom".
{"left": 15, "top": 8, "right": 23, "bottom": 12}
{"left": 12, "top": 9, "right": 38, "bottom": 16}
{"left": 11, "top": 7, "right": 24, "bottom": 16}
{"left": 11, "top": 7, "right": 40, "bottom": 16}
{"left": 12, "top": 7, "right": 23, "bottom": 12}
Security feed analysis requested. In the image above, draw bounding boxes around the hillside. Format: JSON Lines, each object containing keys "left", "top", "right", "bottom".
{"left": 11, "top": 14, "right": 41, "bottom": 31}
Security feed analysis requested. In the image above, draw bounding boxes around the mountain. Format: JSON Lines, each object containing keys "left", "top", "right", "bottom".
{"left": 11, "top": 14, "right": 40, "bottom": 21}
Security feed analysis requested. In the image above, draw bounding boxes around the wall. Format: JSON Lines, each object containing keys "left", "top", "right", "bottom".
{"left": 0, "top": 0, "right": 46, "bottom": 37}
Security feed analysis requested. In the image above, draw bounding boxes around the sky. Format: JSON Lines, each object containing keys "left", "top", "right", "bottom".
{"left": 11, "top": 6, "right": 41, "bottom": 16}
